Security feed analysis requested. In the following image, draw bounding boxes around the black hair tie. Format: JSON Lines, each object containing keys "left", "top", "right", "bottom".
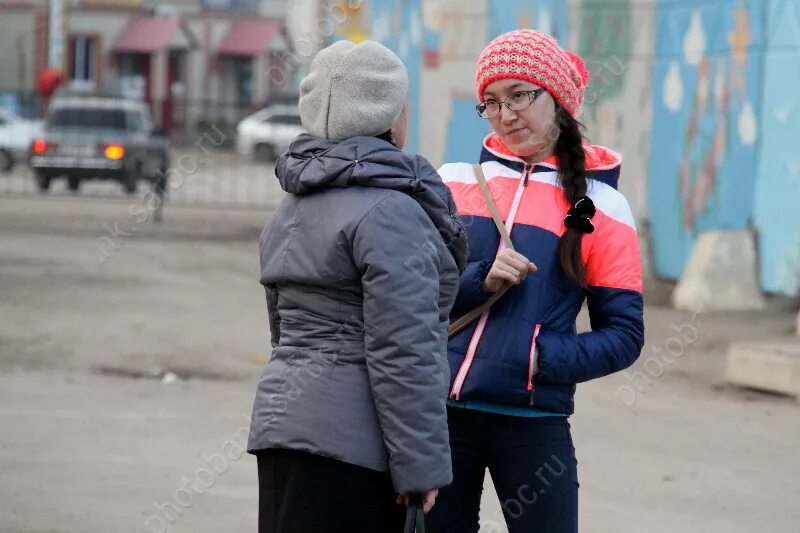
{"left": 563, "top": 196, "right": 596, "bottom": 234}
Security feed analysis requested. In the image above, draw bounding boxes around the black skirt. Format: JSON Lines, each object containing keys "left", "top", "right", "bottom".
{"left": 256, "top": 448, "right": 406, "bottom": 533}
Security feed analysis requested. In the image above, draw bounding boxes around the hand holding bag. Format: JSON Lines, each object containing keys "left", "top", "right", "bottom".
{"left": 448, "top": 163, "right": 515, "bottom": 337}
{"left": 403, "top": 494, "right": 426, "bottom": 533}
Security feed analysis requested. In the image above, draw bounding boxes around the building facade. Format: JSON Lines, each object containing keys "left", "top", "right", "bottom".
{"left": 0, "top": 0, "right": 290, "bottom": 130}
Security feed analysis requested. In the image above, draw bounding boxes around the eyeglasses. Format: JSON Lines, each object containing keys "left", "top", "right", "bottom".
{"left": 476, "top": 88, "right": 547, "bottom": 119}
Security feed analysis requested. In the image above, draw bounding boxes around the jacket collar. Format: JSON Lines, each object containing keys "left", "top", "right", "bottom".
{"left": 478, "top": 133, "right": 623, "bottom": 189}
{"left": 277, "top": 133, "right": 469, "bottom": 272}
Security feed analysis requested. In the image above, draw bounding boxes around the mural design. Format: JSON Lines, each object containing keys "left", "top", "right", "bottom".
{"left": 336, "top": 0, "right": 798, "bottom": 295}
{"left": 443, "top": 96, "right": 491, "bottom": 164}
{"left": 334, "top": 1, "right": 369, "bottom": 43}
{"left": 370, "top": 0, "right": 424, "bottom": 153}
{"left": 648, "top": 0, "right": 763, "bottom": 281}
{"left": 489, "top": 0, "right": 569, "bottom": 44}
{"left": 754, "top": 0, "right": 800, "bottom": 295}
{"left": 577, "top": 0, "right": 632, "bottom": 112}
{"left": 334, "top": 0, "right": 431, "bottom": 154}
{"left": 421, "top": 2, "right": 491, "bottom": 166}
{"left": 573, "top": 0, "right": 651, "bottom": 225}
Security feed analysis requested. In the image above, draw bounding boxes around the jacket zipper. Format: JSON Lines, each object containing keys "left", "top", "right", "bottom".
{"left": 528, "top": 323, "right": 542, "bottom": 406}
{"left": 449, "top": 162, "right": 530, "bottom": 400}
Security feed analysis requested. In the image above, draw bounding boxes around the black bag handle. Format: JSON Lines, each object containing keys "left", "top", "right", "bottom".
{"left": 403, "top": 494, "right": 426, "bottom": 533}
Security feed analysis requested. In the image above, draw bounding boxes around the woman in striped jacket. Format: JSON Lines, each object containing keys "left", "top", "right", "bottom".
{"left": 427, "top": 30, "right": 645, "bottom": 533}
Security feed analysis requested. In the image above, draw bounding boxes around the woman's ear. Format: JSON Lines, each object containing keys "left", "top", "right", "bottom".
{"left": 389, "top": 104, "right": 409, "bottom": 150}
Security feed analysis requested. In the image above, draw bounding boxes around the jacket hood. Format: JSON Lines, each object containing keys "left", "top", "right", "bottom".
{"left": 277, "top": 133, "right": 469, "bottom": 271}
{"left": 480, "top": 133, "right": 623, "bottom": 189}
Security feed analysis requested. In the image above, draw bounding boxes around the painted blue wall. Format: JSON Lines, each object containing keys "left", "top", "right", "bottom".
{"left": 754, "top": 0, "right": 800, "bottom": 295}
{"left": 648, "top": 0, "right": 764, "bottom": 280}
{"left": 370, "top": 0, "right": 423, "bottom": 154}
{"left": 488, "top": 0, "right": 569, "bottom": 45}
{"left": 357, "top": 0, "right": 797, "bottom": 295}
{"left": 444, "top": 98, "right": 491, "bottom": 164}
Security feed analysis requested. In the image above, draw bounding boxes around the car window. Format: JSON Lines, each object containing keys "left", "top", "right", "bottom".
{"left": 266, "top": 114, "right": 303, "bottom": 126}
{"left": 127, "top": 111, "right": 143, "bottom": 131}
{"left": 138, "top": 109, "right": 154, "bottom": 132}
{"left": 0, "top": 116, "right": 6, "bottom": 126}
{"left": 47, "top": 107, "right": 127, "bottom": 129}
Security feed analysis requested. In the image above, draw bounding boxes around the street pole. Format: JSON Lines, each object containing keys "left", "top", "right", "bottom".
{"left": 48, "top": 0, "right": 66, "bottom": 73}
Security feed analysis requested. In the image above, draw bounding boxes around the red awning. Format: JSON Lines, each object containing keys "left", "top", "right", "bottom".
{"left": 115, "top": 17, "right": 181, "bottom": 53}
{"left": 218, "top": 20, "right": 281, "bottom": 56}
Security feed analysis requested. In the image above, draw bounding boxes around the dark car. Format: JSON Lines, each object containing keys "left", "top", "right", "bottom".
{"left": 30, "top": 96, "right": 169, "bottom": 194}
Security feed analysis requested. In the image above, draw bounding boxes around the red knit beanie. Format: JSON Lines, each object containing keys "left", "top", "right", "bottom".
{"left": 476, "top": 29, "right": 589, "bottom": 117}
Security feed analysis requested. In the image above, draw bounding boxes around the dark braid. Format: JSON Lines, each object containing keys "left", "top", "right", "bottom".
{"left": 554, "top": 105, "right": 589, "bottom": 286}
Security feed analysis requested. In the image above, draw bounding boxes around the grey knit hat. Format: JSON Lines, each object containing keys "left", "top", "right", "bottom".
{"left": 298, "top": 40, "right": 409, "bottom": 141}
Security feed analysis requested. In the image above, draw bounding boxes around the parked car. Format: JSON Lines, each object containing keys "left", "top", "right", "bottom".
{"left": 0, "top": 107, "right": 43, "bottom": 173}
{"left": 236, "top": 105, "right": 304, "bottom": 161}
{"left": 29, "top": 96, "right": 169, "bottom": 194}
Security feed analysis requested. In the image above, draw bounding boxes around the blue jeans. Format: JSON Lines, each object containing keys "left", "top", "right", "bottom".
{"left": 426, "top": 407, "right": 579, "bottom": 533}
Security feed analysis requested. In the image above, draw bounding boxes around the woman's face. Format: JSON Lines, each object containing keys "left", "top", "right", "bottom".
{"left": 482, "top": 78, "right": 558, "bottom": 163}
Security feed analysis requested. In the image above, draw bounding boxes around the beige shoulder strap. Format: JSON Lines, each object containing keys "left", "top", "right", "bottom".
{"left": 473, "top": 163, "right": 514, "bottom": 251}
{"left": 448, "top": 164, "right": 513, "bottom": 337}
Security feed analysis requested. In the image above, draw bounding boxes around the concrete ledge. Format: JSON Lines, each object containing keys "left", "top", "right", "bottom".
{"left": 726, "top": 340, "right": 800, "bottom": 398}
{"left": 673, "top": 230, "right": 766, "bottom": 312}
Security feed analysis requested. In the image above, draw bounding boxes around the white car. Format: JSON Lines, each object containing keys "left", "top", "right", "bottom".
{"left": 236, "top": 105, "right": 305, "bottom": 161}
{"left": 0, "top": 107, "right": 44, "bottom": 172}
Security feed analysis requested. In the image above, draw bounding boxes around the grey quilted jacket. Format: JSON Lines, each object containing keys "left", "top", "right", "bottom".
{"left": 247, "top": 133, "right": 468, "bottom": 494}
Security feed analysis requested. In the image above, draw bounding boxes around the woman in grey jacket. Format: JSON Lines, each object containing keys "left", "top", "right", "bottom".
{"left": 246, "top": 40, "right": 469, "bottom": 533}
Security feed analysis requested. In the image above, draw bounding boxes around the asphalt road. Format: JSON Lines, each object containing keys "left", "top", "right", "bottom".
{"left": 1, "top": 196, "right": 798, "bottom": 533}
